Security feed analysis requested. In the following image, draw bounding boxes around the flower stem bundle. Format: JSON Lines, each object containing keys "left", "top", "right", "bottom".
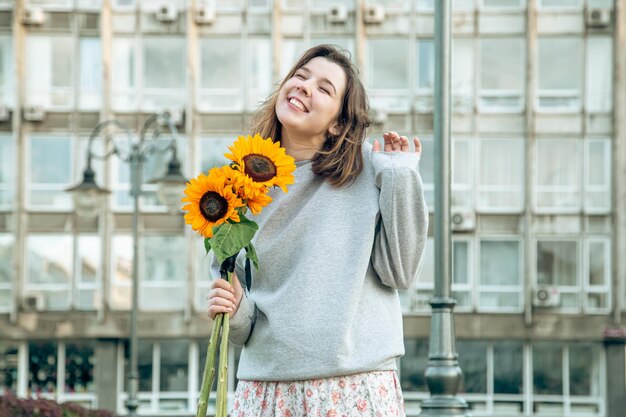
{"left": 183, "top": 134, "right": 295, "bottom": 416}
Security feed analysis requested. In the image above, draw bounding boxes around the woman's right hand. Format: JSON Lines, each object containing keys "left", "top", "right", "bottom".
{"left": 206, "top": 272, "right": 244, "bottom": 320}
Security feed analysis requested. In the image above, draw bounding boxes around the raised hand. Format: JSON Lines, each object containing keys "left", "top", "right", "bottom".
{"left": 373, "top": 131, "right": 421, "bottom": 156}
{"left": 207, "top": 271, "right": 243, "bottom": 320}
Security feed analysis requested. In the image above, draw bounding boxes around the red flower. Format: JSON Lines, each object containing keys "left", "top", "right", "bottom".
{"left": 283, "top": 410, "right": 292, "bottom": 417}
{"left": 331, "top": 391, "right": 341, "bottom": 404}
{"left": 357, "top": 399, "right": 368, "bottom": 412}
{"left": 326, "top": 410, "right": 337, "bottom": 417}
{"left": 338, "top": 379, "right": 346, "bottom": 389}
{"left": 306, "top": 389, "right": 313, "bottom": 397}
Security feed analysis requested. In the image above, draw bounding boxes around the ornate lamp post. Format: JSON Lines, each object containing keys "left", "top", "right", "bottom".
{"left": 419, "top": 1, "right": 469, "bottom": 416}
{"left": 66, "top": 112, "right": 187, "bottom": 416}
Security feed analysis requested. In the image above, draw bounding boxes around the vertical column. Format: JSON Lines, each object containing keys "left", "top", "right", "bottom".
{"left": 419, "top": 0, "right": 468, "bottom": 416}
{"left": 95, "top": 339, "right": 119, "bottom": 412}
{"left": 12, "top": 0, "right": 26, "bottom": 324}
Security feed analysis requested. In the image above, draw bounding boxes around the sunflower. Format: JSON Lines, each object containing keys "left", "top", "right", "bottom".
{"left": 225, "top": 134, "right": 296, "bottom": 194}
{"left": 181, "top": 167, "right": 244, "bottom": 238}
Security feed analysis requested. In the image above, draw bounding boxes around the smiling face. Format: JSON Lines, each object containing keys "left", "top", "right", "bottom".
{"left": 275, "top": 56, "right": 347, "bottom": 143}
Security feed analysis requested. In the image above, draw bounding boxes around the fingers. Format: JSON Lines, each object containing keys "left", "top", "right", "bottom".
{"left": 206, "top": 273, "right": 242, "bottom": 320}
{"left": 413, "top": 137, "right": 422, "bottom": 155}
{"left": 382, "top": 132, "right": 411, "bottom": 153}
{"left": 372, "top": 139, "right": 381, "bottom": 152}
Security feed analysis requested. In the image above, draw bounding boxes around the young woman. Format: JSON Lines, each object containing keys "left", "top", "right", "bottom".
{"left": 207, "top": 44, "right": 428, "bottom": 416}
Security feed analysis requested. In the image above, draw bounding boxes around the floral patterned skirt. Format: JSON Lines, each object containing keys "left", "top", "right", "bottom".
{"left": 230, "top": 370, "right": 406, "bottom": 417}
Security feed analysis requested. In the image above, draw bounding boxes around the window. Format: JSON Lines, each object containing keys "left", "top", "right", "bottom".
{"left": 538, "top": 0, "right": 582, "bottom": 8}
{"left": 199, "top": 37, "right": 272, "bottom": 112}
{"left": 25, "top": 234, "right": 73, "bottom": 311}
{"left": 400, "top": 339, "right": 429, "bottom": 393}
{"left": 534, "top": 138, "right": 610, "bottom": 213}
{"left": 452, "top": 137, "right": 473, "bottom": 209}
{"left": 367, "top": 38, "right": 410, "bottom": 112}
{"left": 452, "top": 238, "right": 472, "bottom": 310}
{"left": 586, "top": 37, "right": 613, "bottom": 113}
{"left": 107, "top": 234, "right": 187, "bottom": 312}
{"left": 457, "top": 341, "right": 488, "bottom": 395}
{"left": 0, "top": 342, "right": 18, "bottom": 395}
{"left": 25, "top": 36, "right": 101, "bottom": 110}
{"left": 480, "top": 0, "right": 524, "bottom": 9}
{"left": 534, "top": 139, "right": 580, "bottom": 212}
{"left": 415, "top": 39, "right": 434, "bottom": 112}
{"left": 0, "top": 35, "right": 14, "bottom": 107}
{"left": 532, "top": 343, "right": 603, "bottom": 415}
{"left": 536, "top": 238, "right": 610, "bottom": 312}
{"left": 0, "top": 134, "right": 14, "bottom": 209}
{"left": 112, "top": 36, "right": 186, "bottom": 112}
{"left": 537, "top": 37, "right": 583, "bottom": 111}
{"left": 142, "top": 235, "right": 186, "bottom": 311}
{"left": 26, "top": 36, "right": 74, "bottom": 109}
{"left": 451, "top": 38, "right": 474, "bottom": 113}
{"left": 478, "top": 138, "right": 524, "bottom": 212}
{"left": 76, "top": 235, "right": 102, "bottom": 310}
{"left": 479, "top": 38, "right": 525, "bottom": 112}
{"left": 479, "top": 239, "right": 522, "bottom": 311}
{"left": 28, "top": 135, "right": 73, "bottom": 210}
{"left": 111, "top": 135, "right": 187, "bottom": 211}
{"left": 280, "top": 39, "right": 305, "bottom": 80}
{"left": 27, "top": 340, "right": 96, "bottom": 405}
{"left": 0, "top": 234, "right": 13, "bottom": 312}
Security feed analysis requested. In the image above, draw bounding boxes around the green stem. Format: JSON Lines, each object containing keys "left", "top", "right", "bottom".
{"left": 196, "top": 313, "right": 223, "bottom": 417}
{"left": 216, "top": 272, "right": 232, "bottom": 417}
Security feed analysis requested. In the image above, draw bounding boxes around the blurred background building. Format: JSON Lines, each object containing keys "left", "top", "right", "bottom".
{"left": 0, "top": 0, "right": 625, "bottom": 416}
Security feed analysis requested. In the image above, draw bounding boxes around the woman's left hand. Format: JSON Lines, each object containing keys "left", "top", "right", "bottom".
{"left": 373, "top": 131, "right": 421, "bottom": 157}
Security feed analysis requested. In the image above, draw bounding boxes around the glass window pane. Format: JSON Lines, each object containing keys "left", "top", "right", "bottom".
{"left": 494, "top": 342, "right": 523, "bottom": 394}
{"left": 483, "top": 0, "right": 522, "bottom": 7}
{"left": 144, "top": 236, "right": 185, "bottom": 282}
{"left": 79, "top": 38, "right": 102, "bottom": 110}
{"left": 0, "top": 135, "right": 14, "bottom": 208}
{"left": 112, "top": 37, "right": 136, "bottom": 110}
{"left": 479, "top": 139, "right": 524, "bottom": 210}
{"left": 0, "top": 36, "right": 14, "bottom": 107}
{"left": 160, "top": 340, "right": 189, "bottom": 392}
{"left": 0, "top": 234, "right": 13, "bottom": 284}
{"left": 0, "top": 342, "right": 18, "bottom": 394}
{"left": 65, "top": 341, "right": 95, "bottom": 393}
{"left": 569, "top": 344, "right": 596, "bottom": 396}
{"left": 457, "top": 341, "right": 487, "bottom": 394}
{"left": 452, "top": 138, "right": 472, "bottom": 208}
{"left": 537, "top": 38, "right": 582, "bottom": 109}
{"left": 138, "top": 341, "right": 153, "bottom": 392}
{"left": 418, "top": 237, "right": 435, "bottom": 285}
{"left": 400, "top": 339, "right": 429, "bottom": 392}
{"left": 201, "top": 39, "right": 242, "bottom": 89}
{"left": 480, "top": 241, "right": 520, "bottom": 286}
{"left": 416, "top": 40, "right": 434, "bottom": 90}
{"left": 480, "top": 38, "right": 524, "bottom": 91}
{"left": 247, "top": 37, "right": 273, "bottom": 109}
{"left": 29, "top": 136, "right": 73, "bottom": 209}
{"left": 368, "top": 39, "right": 409, "bottom": 89}
{"left": 588, "top": 241, "right": 607, "bottom": 286}
{"left": 536, "top": 140, "right": 581, "bottom": 210}
{"left": 452, "top": 38, "right": 474, "bottom": 112}
{"left": 143, "top": 37, "right": 185, "bottom": 89}
{"left": 453, "top": 241, "right": 469, "bottom": 284}
{"left": 28, "top": 341, "right": 58, "bottom": 395}
{"left": 418, "top": 137, "right": 434, "bottom": 208}
{"left": 280, "top": 39, "right": 305, "bottom": 79}
{"left": 26, "top": 36, "right": 74, "bottom": 107}
{"left": 27, "top": 235, "right": 73, "bottom": 285}
{"left": 77, "top": 235, "right": 101, "bottom": 309}
{"left": 540, "top": 0, "right": 581, "bottom": 7}
{"left": 586, "top": 37, "right": 612, "bottom": 112}
{"left": 537, "top": 241, "right": 578, "bottom": 286}
{"left": 200, "top": 137, "right": 231, "bottom": 172}
{"left": 533, "top": 343, "right": 563, "bottom": 395}
{"left": 111, "top": 235, "right": 132, "bottom": 310}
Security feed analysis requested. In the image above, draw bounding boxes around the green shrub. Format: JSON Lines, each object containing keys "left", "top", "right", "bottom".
{"left": 0, "top": 393, "right": 117, "bottom": 417}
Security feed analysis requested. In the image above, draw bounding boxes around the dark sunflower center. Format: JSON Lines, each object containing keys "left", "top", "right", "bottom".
{"left": 199, "top": 191, "right": 228, "bottom": 222}
{"left": 243, "top": 154, "right": 277, "bottom": 182}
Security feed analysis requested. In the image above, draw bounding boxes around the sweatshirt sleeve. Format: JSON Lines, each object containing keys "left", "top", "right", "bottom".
{"left": 209, "top": 253, "right": 256, "bottom": 346}
{"left": 370, "top": 151, "right": 429, "bottom": 290}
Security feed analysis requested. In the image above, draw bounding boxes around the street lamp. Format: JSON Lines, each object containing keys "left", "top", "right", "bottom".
{"left": 66, "top": 112, "right": 187, "bottom": 417}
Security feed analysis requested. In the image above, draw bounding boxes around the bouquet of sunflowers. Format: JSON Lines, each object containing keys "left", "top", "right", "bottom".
{"left": 182, "top": 134, "right": 295, "bottom": 417}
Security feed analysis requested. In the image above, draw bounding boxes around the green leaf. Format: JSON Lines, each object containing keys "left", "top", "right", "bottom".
{"left": 210, "top": 218, "right": 258, "bottom": 264}
{"left": 204, "top": 238, "right": 211, "bottom": 255}
{"left": 245, "top": 242, "right": 259, "bottom": 270}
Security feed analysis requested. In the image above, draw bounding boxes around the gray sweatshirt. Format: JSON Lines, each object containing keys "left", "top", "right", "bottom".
{"left": 212, "top": 143, "right": 428, "bottom": 381}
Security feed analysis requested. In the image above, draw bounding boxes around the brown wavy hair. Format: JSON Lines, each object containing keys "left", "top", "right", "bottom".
{"left": 251, "top": 44, "right": 371, "bottom": 187}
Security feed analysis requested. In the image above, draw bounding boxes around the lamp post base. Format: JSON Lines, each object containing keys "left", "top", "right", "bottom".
{"left": 125, "top": 398, "right": 140, "bottom": 417}
{"left": 419, "top": 397, "right": 469, "bottom": 417}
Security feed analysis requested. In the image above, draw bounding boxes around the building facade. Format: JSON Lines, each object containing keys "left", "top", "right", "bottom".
{"left": 0, "top": 0, "right": 625, "bottom": 416}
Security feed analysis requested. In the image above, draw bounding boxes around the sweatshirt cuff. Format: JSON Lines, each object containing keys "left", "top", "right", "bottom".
{"left": 371, "top": 151, "right": 420, "bottom": 174}
{"left": 229, "top": 292, "right": 254, "bottom": 330}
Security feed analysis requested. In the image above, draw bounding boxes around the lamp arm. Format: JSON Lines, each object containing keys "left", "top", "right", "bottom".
{"left": 86, "top": 119, "right": 134, "bottom": 163}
